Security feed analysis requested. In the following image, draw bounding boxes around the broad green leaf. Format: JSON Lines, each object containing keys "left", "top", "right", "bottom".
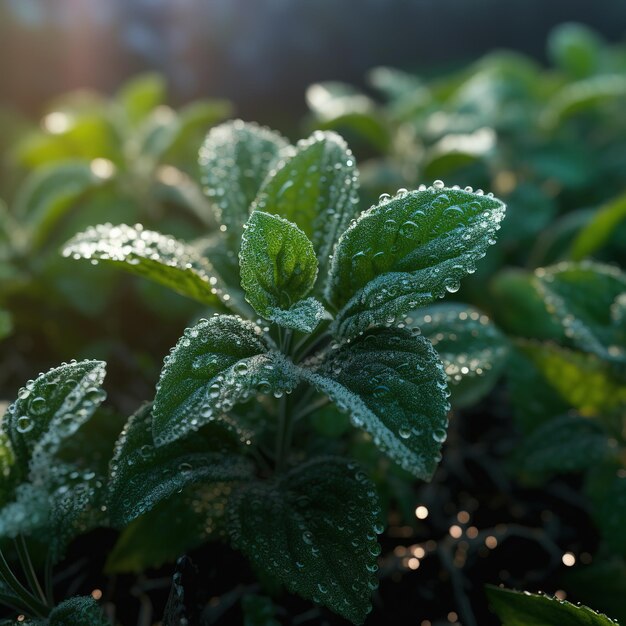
{"left": 490, "top": 268, "right": 567, "bottom": 341}
{"left": 108, "top": 404, "right": 253, "bottom": 526}
{"left": 520, "top": 341, "right": 626, "bottom": 420}
{"left": 0, "top": 483, "right": 49, "bottom": 538}
{"left": 486, "top": 586, "right": 618, "bottom": 626}
{"left": 327, "top": 185, "right": 506, "bottom": 339}
{"left": 199, "top": 120, "right": 288, "bottom": 242}
{"left": 13, "top": 161, "right": 112, "bottom": 250}
{"left": 542, "top": 75, "right": 626, "bottom": 127}
{"left": 0, "top": 309, "right": 11, "bottom": 341}
{"left": 242, "top": 595, "right": 281, "bottom": 626}
{"left": 227, "top": 457, "right": 382, "bottom": 625}
{"left": 571, "top": 193, "right": 626, "bottom": 260}
{"left": 514, "top": 414, "right": 613, "bottom": 481}
{"left": 409, "top": 303, "right": 510, "bottom": 408}
{"left": 153, "top": 315, "right": 301, "bottom": 446}
{"left": 301, "top": 328, "right": 449, "bottom": 479}
{"left": 240, "top": 211, "right": 322, "bottom": 331}
{"left": 535, "top": 262, "right": 626, "bottom": 364}
{"left": 548, "top": 23, "right": 603, "bottom": 78}
{"left": 252, "top": 130, "right": 359, "bottom": 270}
{"left": 63, "top": 223, "right": 228, "bottom": 308}
{"left": 116, "top": 72, "right": 166, "bottom": 126}
{"left": 2, "top": 360, "right": 107, "bottom": 482}
{"left": 105, "top": 482, "right": 229, "bottom": 573}
{"left": 49, "top": 595, "right": 110, "bottom": 626}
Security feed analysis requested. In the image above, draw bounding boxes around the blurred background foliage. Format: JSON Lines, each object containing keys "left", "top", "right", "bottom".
{"left": 2, "top": 1, "right": 626, "bottom": 624}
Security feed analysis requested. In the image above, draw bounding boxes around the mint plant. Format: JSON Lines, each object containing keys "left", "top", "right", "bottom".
{"left": 0, "top": 121, "right": 509, "bottom": 624}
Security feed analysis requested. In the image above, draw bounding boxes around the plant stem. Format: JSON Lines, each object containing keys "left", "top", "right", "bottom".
{"left": 294, "top": 396, "right": 330, "bottom": 422}
{"left": 275, "top": 394, "right": 289, "bottom": 473}
{"left": 44, "top": 551, "right": 53, "bottom": 606}
{"left": 14, "top": 536, "right": 47, "bottom": 605}
{"left": 0, "top": 549, "right": 49, "bottom": 618}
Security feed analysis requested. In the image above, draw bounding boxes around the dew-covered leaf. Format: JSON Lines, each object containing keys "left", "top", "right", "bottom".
{"left": 301, "top": 328, "right": 449, "bottom": 479}
{"left": 535, "top": 262, "right": 626, "bottom": 364}
{"left": 327, "top": 184, "right": 505, "bottom": 339}
{"left": 153, "top": 315, "right": 301, "bottom": 446}
{"left": 252, "top": 131, "right": 359, "bottom": 271}
{"left": 514, "top": 414, "right": 613, "bottom": 482}
{"left": 409, "top": 303, "right": 510, "bottom": 408}
{"left": 48, "top": 595, "right": 110, "bottom": 626}
{"left": 227, "top": 457, "right": 382, "bottom": 625}
{"left": 239, "top": 211, "right": 321, "bottom": 331}
{"left": 199, "top": 120, "right": 288, "bottom": 243}
{"left": 2, "top": 360, "right": 107, "bottom": 482}
{"left": 108, "top": 404, "right": 253, "bottom": 526}
{"left": 63, "top": 223, "right": 228, "bottom": 308}
{"left": 520, "top": 341, "right": 626, "bottom": 420}
{"left": 486, "top": 585, "right": 618, "bottom": 626}
{"left": 105, "top": 482, "right": 230, "bottom": 573}
{"left": 14, "top": 161, "right": 112, "bottom": 250}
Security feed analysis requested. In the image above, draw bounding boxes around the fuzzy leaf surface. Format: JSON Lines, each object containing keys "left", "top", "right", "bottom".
{"left": 301, "top": 328, "right": 449, "bottom": 479}
{"left": 240, "top": 211, "right": 322, "bottom": 331}
{"left": 108, "top": 404, "right": 253, "bottom": 525}
{"left": 63, "top": 223, "right": 227, "bottom": 307}
{"left": 327, "top": 185, "right": 505, "bottom": 339}
{"left": 199, "top": 120, "right": 288, "bottom": 242}
{"left": 227, "top": 457, "right": 382, "bottom": 624}
{"left": 153, "top": 316, "right": 301, "bottom": 445}
{"left": 253, "top": 130, "right": 359, "bottom": 270}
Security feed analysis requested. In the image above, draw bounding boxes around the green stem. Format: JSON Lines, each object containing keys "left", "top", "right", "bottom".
{"left": 275, "top": 394, "right": 290, "bottom": 473}
{"left": 44, "top": 551, "right": 53, "bottom": 606}
{"left": 294, "top": 396, "right": 330, "bottom": 422}
{"left": 0, "top": 549, "right": 49, "bottom": 618}
{"left": 15, "top": 536, "right": 47, "bottom": 605}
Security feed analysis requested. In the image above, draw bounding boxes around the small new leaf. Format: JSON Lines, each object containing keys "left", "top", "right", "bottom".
{"left": 49, "top": 595, "right": 111, "bottom": 626}
{"left": 301, "top": 328, "right": 449, "bottom": 479}
{"left": 199, "top": 120, "right": 288, "bottom": 242}
{"left": 63, "top": 223, "right": 228, "bottom": 308}
{"left": 239, "top": 211, "right": 321, "bottom": 331}
{"left": 153, "top": 316, "right": 301, "bottom": 445}
{"left": 486, "top": 585, "right": 618, "bottom": 626}
{"left": 227, "top": 457, "right": 382, "bottom": 625}
{"left": 109, "top": 404, "right": 253, "bottom": 526}
{"left": 327, "top": 185, "right": 505, "bottom": 339}
{"left": 252, "top": 130, "right": 359, "bottom": 270}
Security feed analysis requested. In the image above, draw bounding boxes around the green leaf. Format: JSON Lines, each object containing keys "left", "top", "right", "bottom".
{"left": 535, "top": 262, "right": 626, "bottom": 364}
{"left": 227, "top": 457, "right": 382, "bottom": 625}
{"left": 327, "top": 184, "right": 506, "bottom": 339}
{"left": 14, "top": 161, "right": 111, "bottom": 250}
{"left": 409, "top": 303, "right": 510, "bottom": 408}
{"left": 199, "top": 120, "right": 288, "bottom": 243}
{"left": 252, "top": 130, "right": 359, "bottom": 270}
{"left": 49, "top": 595, "right": 110, "bottom": 626}
{"left": 153, "top": 315, "right": 301, "bottom": 446}
{"left": 63, "top": 223, "right": 228, "bottom": 308}
{"left": 514, "top": 414, "right": 613, "bottom": 482}
{"left": 116, "top": 72, "right": 166, "bottom": 126}
{"left": 239, "top": 211, "right": 322, "bottom": 331}
{"left": 520, "top": 341, "right": 626, "bottom": 420}
{"left": 301, "top": 328, "right": 449, "bottom": 479}
{"left": 2, "top": 360, "right": 107, "bottom": 482}
{"left": 105, "top": 483, "right": 228, "bottom": 573}
{"left": 548, "top": 23, "right": 603, "bottom": 78}
{"left": 108, "top": 404, "right": 253, "bottom": 526}
{"left": 571, "top": 193, "right": 626, "bottom": 260}
{"left": 486, "top": 586, "right": 618, "bottom": 626}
